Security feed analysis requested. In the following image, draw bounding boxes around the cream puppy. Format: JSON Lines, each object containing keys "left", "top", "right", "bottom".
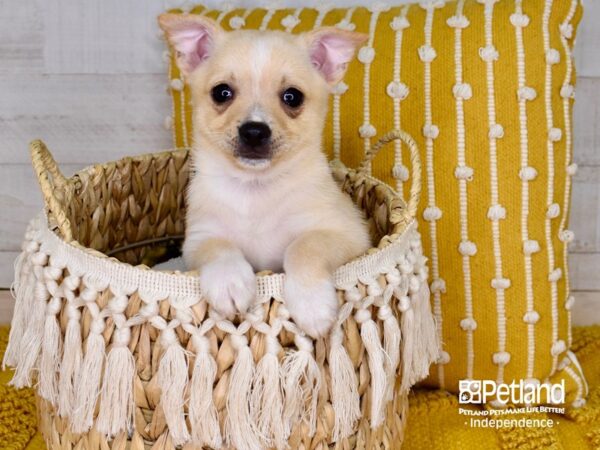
{"left": 159, "top": 14, "right": 370, "bottom": 338}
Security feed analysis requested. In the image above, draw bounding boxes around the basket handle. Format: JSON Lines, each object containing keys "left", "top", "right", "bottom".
{"left": 30, "top": 140, "right": 74, "bottom": 241}
{"left": 357, "top": 129, "right": 422, "bottom": 219}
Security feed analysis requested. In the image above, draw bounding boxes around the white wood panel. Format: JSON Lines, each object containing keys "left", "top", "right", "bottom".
{"left": 571, "top": 165, "right": 600, "bottom": 253}
{"left": 574, "top": 0, "right": 600, "bottom": 78}
{"left": 570, "top": 253, "right": 600, "bottom": 292}
{"left": 0, "top": 73, "right": 173, "bottom": 165}
{"left": 43, "top": 0, "right": 167, "bottom": 74}
{"left": 571, "top": 290, "right": 600, "bottom": 326}
{"left": 0, "top": 0, "right": 43, "bottom": 73}
{"left": 0, "top": 254, "right": 19, "bottom": 290}
{"left": 0, "top": 164, "right": 84, "bottom": 251}
{"left": 574, "top": 77, "right": 600, "bottom": 166}
{"left": 0, "top": 0, "right": 597, "bottom": 76}
{"left": 0, "top": 290, "right": 16, "bottom": 325}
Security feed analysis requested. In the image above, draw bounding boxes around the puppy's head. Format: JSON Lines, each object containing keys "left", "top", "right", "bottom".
{"left": 159, "top": 14, "right": 366, "bottom": 172}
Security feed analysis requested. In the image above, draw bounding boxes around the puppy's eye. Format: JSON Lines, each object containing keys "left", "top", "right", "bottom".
{"left": 281, "top": 87, "right": 304, "bottom": 108}
{"left": 211, "top": 83, "right": 234, "bottom": 104}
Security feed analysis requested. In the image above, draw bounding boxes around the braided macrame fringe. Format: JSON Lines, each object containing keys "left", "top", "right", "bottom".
{"left": 189, "top": 335, "right": 222, "bottom": 448}
{"left": 157, "top": 329, "right": 191, "bottom": 446}
{"left": 225, "top": 335, "right": 262, "bottom": 450}
{"left": 400, "top": 282, "right": 439, "bottom": 392}
{"left": 5, "top": 216, "right": 443, "bottom": 447}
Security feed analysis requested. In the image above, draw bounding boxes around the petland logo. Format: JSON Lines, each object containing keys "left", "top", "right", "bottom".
{"left": 459, "top": 379, "right": 565, "bottom": 405}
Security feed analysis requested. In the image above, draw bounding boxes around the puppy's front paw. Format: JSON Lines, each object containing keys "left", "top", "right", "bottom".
{"left": 200, "top": 255, "right": 256, "bottom": 318}
{"left": 284, "top": 276, "right": 339, "bottom": 339}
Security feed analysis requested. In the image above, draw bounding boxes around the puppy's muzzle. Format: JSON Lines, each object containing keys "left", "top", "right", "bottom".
{"left": 237, "top": 121, "right": 272, "bottom": 160}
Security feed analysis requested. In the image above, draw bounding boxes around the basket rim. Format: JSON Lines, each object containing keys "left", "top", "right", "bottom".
{"left": 35, "top": 146, "right": 418, "bottom": 298}
{"left": 32, "top": 211, "right": 418, "bottom": 303}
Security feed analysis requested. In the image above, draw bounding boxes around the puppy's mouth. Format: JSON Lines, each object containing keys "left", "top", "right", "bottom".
{"left": 234, "top": 145, "right": 273, "bottom": 169}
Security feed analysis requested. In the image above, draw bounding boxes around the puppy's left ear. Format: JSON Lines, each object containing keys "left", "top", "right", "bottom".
{"left": 303, "top": 27, "right": 368, "bottom": 85}
{"left": 158, "top": 13, "right": 223, "bottom": 77}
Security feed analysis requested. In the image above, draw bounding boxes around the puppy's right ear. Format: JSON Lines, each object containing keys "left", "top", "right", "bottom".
{"left": 303, "top": 27, "right": 368, "bottom": 85}
{"left": 158, "top": 13, "right": 223, "bottom": 77}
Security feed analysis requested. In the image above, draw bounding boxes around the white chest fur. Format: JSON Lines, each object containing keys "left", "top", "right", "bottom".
{"left": 183, "top": 150, "right": 337, "bottom": 271}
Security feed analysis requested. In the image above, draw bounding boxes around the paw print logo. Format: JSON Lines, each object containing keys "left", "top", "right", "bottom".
{"left": 459, "top": 380, "right": 482, "bottom": 404}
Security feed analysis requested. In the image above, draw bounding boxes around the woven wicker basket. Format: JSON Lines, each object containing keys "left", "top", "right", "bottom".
{"left": 4, "top": 130, "right": 438, "bottom": 450}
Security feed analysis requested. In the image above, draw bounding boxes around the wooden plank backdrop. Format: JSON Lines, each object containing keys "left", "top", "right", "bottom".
{"left": 0, "top": 0, "right": 598, "bottom": 324}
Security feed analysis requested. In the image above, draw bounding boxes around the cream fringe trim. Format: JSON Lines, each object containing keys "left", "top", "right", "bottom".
{"left": 4, "top": 212, "right": 440, "bottom": 447}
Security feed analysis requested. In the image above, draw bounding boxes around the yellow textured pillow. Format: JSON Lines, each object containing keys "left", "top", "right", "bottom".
{"left": 164, "top": 0, "right": 586, "bottom": 406}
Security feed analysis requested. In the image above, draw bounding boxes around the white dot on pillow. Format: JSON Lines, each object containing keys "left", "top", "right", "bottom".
{"left": 546, "top": 203, "right": 560, "bottom": 219}
{"left": 551, "top": 340, "right": 566, "bottom": 357}
{"left": 170, "top": 78, "right": 184, "bottom": 91}
{"left": 479, "top": 45, "right": 499, "bottom": 62}
{"left": 522, "top": 240, "right": 540, "bottom": 255}
{"left": 229, "top": 16, "right": 246, "bottom": 29}
{"left": 446, "top": 15, "right": 470, "bottom": 29}
{"left": 336, "top": 19, "right": 356, "bottom": 31}
{"left": 392, "top": 164, "right": 410, "bottom": 181}
{"left": 422, "top": 124, "right": 439, "bottom": 139}
{"left": 491, "top": 277, "right": 511, "bottom": 290}
{"left": 492, "top": 351, "right": 511, "bottom": 366}
{"left": 386, "top": 81, "right": 409, "bottom": 99}
{"left": 390, "top": 16, "right": 410, "bottom": 31}
{"left": 453, "top": 82, "right": 473, "bottom": 100}
{"left": 331, "top": 81, "right": 349, "bottom": 95}
{"left": 488, "top": 123, "right": 504, "bottom": 139}
{"left": 560, "top": 23, "right": 573, "bottom": 39}
{"left": 487, "top": 204, "right": 506, "bottom": 220}
{"left": 565, "top": 295, "right": 575, "bottom": 311}
{"left": 519, "top": 166, "right": 538, "bottom": 181}
{"left": 559, "top": 229, "right": 575, "bottom": 243}
{"left": 281, "top": 14, "right": 300, "bottom": 30}
{"left": 430, "top": 278, "right": 446, "bottom": 294}
{"left": 517, "top": 86, "right": 537, "bottom": 101}
{"left": 548, "top": 268, "right": 563, "bottom": 282}
{"left": 510, "top": 13, "right": 530, "bottom": 28}
{"left": 458, "top": 240, "right": 477, "bottom": 256}
{"left": 454, "top": 165, "right": 474, "bottom": 180}
{"left": 423, "top": 206, "right": 442, "bottom": 221}
{"left": 437, "top": 350, "right": 451, "bottom": 364}
{"left": 523, "top": 311, "right": 540, "bottom": 324}
{"left": 561, "top": 84, "right": 575, "bottom": 99}
{"left": 418, "top": 45, "right": 437, "bottom": 62}
{"left": 460, "top": 317, "right": 477, "bottom": 331}
{"left": 358, "top": 46, "right": 376, "bottom": 64}
{"left": 358, "top": 123, "right": 376, "bottom": 138}
{"left": 546, "top": 48, "right": 561, "bottom": 65}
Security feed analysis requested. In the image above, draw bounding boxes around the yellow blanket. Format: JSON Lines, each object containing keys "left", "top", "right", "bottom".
{"left": 1, "top": 326, "right": 599, "bottom": 449}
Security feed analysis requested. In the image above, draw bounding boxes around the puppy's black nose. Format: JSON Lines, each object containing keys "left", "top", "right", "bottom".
{"left": 238, "top": 121, "right": 272, "bottom": 149}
